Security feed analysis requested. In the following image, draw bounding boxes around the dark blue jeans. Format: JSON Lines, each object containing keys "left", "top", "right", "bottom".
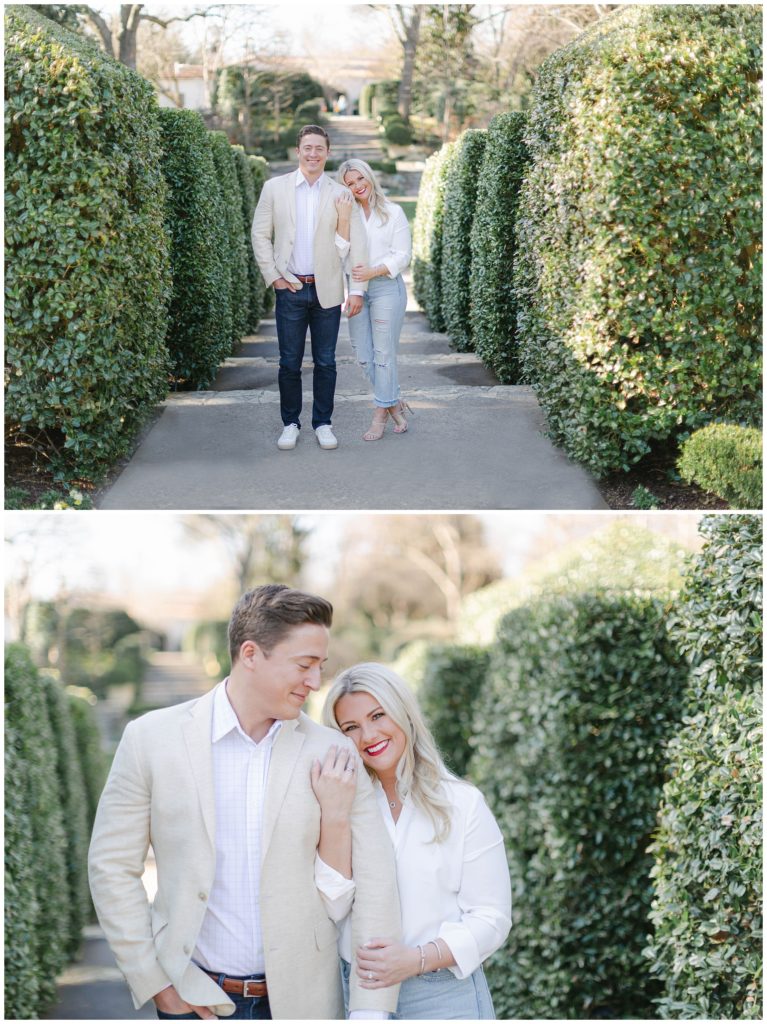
{"left": 274, "top": 284, "right": 341, "bottom": 430}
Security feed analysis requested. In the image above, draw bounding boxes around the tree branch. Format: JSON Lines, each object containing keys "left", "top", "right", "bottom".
{"left": 81, "top": 6, "right": 114, "bottom": 54}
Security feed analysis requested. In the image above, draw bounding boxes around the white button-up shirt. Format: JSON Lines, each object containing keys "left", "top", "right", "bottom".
{"left": 342, "top": 201, "right": 411, "bottom": 280}
{"left": 193, "top": 680, "right": 282, "bottom": 975}
{"left": 317, "top": 776, "right": 512, "bottom": 981}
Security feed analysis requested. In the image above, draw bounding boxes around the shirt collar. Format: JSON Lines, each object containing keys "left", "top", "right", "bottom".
{"left": 212, "top": 678, "right": 284, "bottom": 746}
{"left": 295, "top": 168, "right": 325, "bottom": 189}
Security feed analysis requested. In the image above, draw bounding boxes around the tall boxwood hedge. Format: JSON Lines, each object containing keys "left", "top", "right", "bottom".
{"left": 5, "top": 5, "right": 171, "bottom": 475}
{"left": 232, "top": 145, "right": 262, "bottom": 334}
{"left": 68, "top": 690, "right": 108, "bottom": 829}
{"left": 248, "top": 155, "right": 272, "bottom": 315}
{"left": 470, "top": 113, "right": 530, "bottom": 381}
{"left": 411, "top": 142, "right": 457, "bottom": 330}
{"left": 158, "top": 108, "right": 230, "bottom": 389}
{"left": 41, "top": 673, "right": 91, "bottom": 958}
{"left": 210, "top": 131, "right": 249, "bottom": 349}
{"left": 645, "top": 515, "right": 763, "bottom": 1018}
{"left": 440, "top": 129, "right": 487, "bottom": 352}
{"left": 470, "top": 593, "right": 688, "bottom": 1019}
{"left": 514, "top": 4, "right": 763, "bottom": 476}
{"left": 4, "top": 644, "right": 70, "bottom": 1016}
{"left": 418, "top": 644, "right": 490, "bottom": 777}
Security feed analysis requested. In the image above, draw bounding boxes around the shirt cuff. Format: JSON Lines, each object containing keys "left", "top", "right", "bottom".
{"left": 349, "top": 289, "right": 364, "bottom": 297}
{"left": 382, "top": 258, "right": 398, "bottom": 279}
{"left": 335, "top": 233, "right": 351, "bottom": 255}
{"left": 438, "top": 923, "right": 481, "bottom": 981}
{"left": 349, "top": 1012, "right": 390, "bottom": 1019}
{"left": 314, "top": 853, "right": 355, "bottom": 899}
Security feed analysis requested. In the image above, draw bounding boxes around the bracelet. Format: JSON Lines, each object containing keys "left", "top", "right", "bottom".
{"left": 417, "top": 944, "right": 425, "bottom": 975}
{"left": 427, "top": 939, "right": 441, "bottom": 967}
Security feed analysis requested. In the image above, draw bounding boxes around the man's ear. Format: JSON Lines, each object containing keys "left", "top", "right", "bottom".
{"left": 238, "top": 640, "right": 264, "bottom": 667}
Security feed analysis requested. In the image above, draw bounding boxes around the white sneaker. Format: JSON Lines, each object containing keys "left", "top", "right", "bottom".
{"left": 315, "top": 424, "right": 338, "bottom": 450}
{"left": 277, "top": 424, "right": 300, "bottom": 450}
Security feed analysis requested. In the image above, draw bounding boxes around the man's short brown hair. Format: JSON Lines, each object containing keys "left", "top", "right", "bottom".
{"left": 228, "top": 584, "right": 333, "bottom": 663}
{"left": 296, "top": 124, "right": 330, "bottom": 149}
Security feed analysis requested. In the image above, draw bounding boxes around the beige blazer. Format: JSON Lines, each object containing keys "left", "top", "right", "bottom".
{"left": 88, "top": 689, "right": 401, "bottom": 1019}
{"left": 251, "top": 170, "right": 368, "bottom": 309}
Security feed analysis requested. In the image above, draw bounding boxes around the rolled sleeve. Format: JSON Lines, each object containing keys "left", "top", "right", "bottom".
{"left": 335, "top": 233, "right": 351, "bottom": 260}
{"left": 438, "top": 793, "right": 512, "bottom": 980}
{"left": 315, "top": 853, "right": 355, "bottom": 924}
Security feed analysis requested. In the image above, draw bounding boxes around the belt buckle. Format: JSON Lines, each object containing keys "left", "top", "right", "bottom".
{"left": 242, "top": 979, "right": 263, "bottom": 998}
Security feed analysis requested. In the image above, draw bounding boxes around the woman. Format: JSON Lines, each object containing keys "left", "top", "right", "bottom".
{"left": 311, "top": 664, "right": 511, "bottom": 1020}
{"left": 335, "top": 160, "right": 412, "bottom": 440}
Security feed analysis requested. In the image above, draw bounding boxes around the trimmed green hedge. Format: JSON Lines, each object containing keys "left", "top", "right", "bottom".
{"left": 678, "top": 423, "right": 763, "bottom": 509}
{"left": 4, "top": 644, "right": 70, "bottom": 1016}
{"left": 5, "top": 5, "right": 171, "bottom": 475}
{"left": 68, "top": 690, "right": 108, "bottom": 829}
{"left": 440, "top": 129, "right": 487, "bottom": 352}
{"left": 645, "top": 515, "right": 763, "bottom": 1018}
{"left": 470, "top": 113, "right": 530, "bottom": 381}
{"left": 384, "top": 118, "right": 412, "bottom": 145}
{"left": 233, "top": 145, "right": 263, "bottom": 335}
{"left": 412, "top": 142, "right": 457, "bottom": 330}
{"left": 418, "top": 644, "right": 490, "bottom": 777}
{"left": 42, "top": 673, "right": 91, "bottom": 957}
{"left": 158, "top": 108, "right": 230, "bottom": 389}
{"left": 248, "top": 155, "right": 273, "bottom": 315}
{"left": 471, "top": 593, "right": 688, "bottom": 1019}
{"left": 514, "top": 4, "right": 763, "bottom": 476}
{"left": 210, "top": 131, "right": 249, "bottom": 349}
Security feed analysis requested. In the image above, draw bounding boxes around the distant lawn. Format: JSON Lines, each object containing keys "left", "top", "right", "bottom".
{"left": 390, "top": 196, "right": 416, "bottom": 225}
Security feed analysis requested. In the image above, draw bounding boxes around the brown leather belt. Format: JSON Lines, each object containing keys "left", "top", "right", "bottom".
{"left": 205, "top": 971, "right": 268, "bottom": 998}
{"left": 295, "top": 274, "right": 315, "bottom": 284}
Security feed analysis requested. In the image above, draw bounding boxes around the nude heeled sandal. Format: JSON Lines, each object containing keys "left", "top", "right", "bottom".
{"left": 363, "top": 407, "right": 389, "bottom": 441}
{"left": 388, "top": 399, "right": 412, "bottom": 434}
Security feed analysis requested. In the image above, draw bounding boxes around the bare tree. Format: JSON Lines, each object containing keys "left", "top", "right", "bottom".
{"left": 79, "top": 4, "right": 218, "bottom": 70}
{"left": 369, "top": 4, "right": 423, "bottom": 122}
{"left": 181, "top": 515, "right": 309, "bottom": 598}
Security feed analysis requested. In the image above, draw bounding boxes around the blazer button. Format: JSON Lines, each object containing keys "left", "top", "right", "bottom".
{"left": 183, "top": 945, "right": 190, "bottom": 955}
{"left": 198, "top": 892, "right": 207, "bottom": 901}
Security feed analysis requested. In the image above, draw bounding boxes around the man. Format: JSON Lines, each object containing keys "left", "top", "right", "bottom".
{"left": 89, "top": 585, "right": 400, "bottom": 1020}
{"left": 252, "top": 125, "right": 368, "bottom": 452}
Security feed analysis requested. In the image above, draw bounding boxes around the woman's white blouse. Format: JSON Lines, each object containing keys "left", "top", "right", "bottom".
{"left": 340, "top": 200, "right": 412, "bottom": 280}
{"left": 315, "top": 777, "right": 512, "bottom": 981}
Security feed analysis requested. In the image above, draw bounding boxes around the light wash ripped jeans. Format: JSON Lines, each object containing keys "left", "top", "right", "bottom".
{"left": 348, "top": 274, "right": 407, "bottom": 408}
{"left": 340, "top": 957, "right": 496, "bottom": 1020}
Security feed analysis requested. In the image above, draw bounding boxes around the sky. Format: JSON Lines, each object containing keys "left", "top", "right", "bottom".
{"left": 5, "top": 511, "right": 704, "bottom": 607}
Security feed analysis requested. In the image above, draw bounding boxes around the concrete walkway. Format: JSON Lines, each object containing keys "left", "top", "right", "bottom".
{"left": 97, "top": 273, "right": 605, "bottom": 510}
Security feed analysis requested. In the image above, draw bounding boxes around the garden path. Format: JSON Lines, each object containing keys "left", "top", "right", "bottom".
{"left": 96, "top": 278, "right": 605, "bottom": 510}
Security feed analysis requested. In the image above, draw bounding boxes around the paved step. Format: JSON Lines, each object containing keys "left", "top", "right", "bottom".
{"left": 140, "top": 651, "right": 213, "bottom": 706}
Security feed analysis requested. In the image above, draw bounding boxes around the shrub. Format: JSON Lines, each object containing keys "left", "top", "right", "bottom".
{"left": 232, "top": 145, "right": 263, "bottom": 334}
{"left": 209, "top": 131, "right": 249, "bottom": 349}
{"left": 68, "top": 689, "right": 108, "bottom": 829}
{"left": 248, "top": 154, "right": 271, "bottom": 314}
{"left": 470, "top": 113, "right": 530, "bottom": 381}
{"left": 158, "top": 108, "right": 230, "bottom": 389}
{"left": 295, "top": 97, "right": 326, "bottom": 123}
{"left": 514, "top": 4, "right": 762, "bottom": 476}
{"left": 678, "top": 423, "right": 762, "bottom": 509}
{"left": 384, "top": 119, "right": 412, "bottom": 145}
{"left": 645, "top": 515, "right": 763, "bottom": 1018}
{"left": 471, "top": 593, "right": 688, "bottom": 1019}
{"left": 440, "top": 129, "right": 487, "bottom": 351}
{"left": 5, "top": 5, "right": 171, "bottom": 476}
{"left": 4, "top": 644, "right": 70, "bottom": 1015}
{"left": 418, "top": 644, "right": 491, "bottom": 777}
{"left": 41, "top": 672, "right": 91, "bottom": 957}
{"left": 371, "top": 80, "right": 400, "bottom": 118}
{"left": 359, "top": 83, "right": 375, "bottom": 118}
{"left": 4, "top": 718, "right": 40, "bottom": 1018}
{"left": 412, "top": 142, "right": 457, "bottom": 330}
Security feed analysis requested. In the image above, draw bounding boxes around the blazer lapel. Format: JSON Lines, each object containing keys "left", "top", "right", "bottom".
{"left": 182, "top": 689, "right": 217, "bottom": 854}
{"left": 261, "top": 718, "right": 306, "bottom": 862}
{"left": 315, "top": 175, "right": 334, "bottom": 227}
{"left": 286, "top": 171, "right": 296, "bottom": 230}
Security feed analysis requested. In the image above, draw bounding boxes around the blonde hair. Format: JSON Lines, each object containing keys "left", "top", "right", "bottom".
{"left": 337, "top": 159, "right": 391, "bottom": 224}
{"left": 323, "top": 663, "right": 455, "bottom": 842}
